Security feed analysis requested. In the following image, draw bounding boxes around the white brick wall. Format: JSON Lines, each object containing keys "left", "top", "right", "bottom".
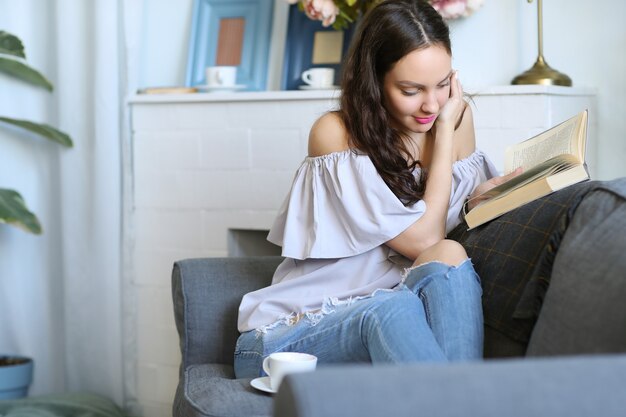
{"left": 125, "top": 86, "right": 595, "bottom": 415}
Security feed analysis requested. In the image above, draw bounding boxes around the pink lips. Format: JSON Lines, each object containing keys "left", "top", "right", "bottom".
{"left": 414, "top": 114, "right": 437, "bottom": 124}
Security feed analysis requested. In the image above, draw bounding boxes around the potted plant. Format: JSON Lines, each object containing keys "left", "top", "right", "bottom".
{"left": 0, "top": 30, "right": 73, "bottom": 398}
{"left": 0, "top": 356, "right": 34, "bottom": 399}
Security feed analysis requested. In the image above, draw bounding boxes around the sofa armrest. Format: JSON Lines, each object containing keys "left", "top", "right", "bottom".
{"left": 275, "top": 355, "right": 626, "bottom": 417}
{"left": 171, "top": 256, "right": 282, "bottom": 370}
{"left": 527, "top": 180, "right": 626, "bottom": 355}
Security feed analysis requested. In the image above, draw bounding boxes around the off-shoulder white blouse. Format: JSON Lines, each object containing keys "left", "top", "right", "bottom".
{"left": 237, "top": 149, "right": 499, "bottom": 332}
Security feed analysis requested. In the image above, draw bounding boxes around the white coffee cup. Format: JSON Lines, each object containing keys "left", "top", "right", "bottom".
{"left": 262, "top": 352, "right": 317, "bottom": 391}
{"left": 301, "top": 68, "right": 335, "bottom": 88}
{"left": 205, "top": 66, "right": 237, "bottom": 87}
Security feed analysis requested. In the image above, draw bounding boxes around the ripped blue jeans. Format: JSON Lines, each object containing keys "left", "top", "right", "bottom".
{"left": 234, "top": 259, "right": 483, "bottom": 378}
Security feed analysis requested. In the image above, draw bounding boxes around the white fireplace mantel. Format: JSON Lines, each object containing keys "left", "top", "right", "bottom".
{"left": 128, "top": 85, "right": 596, "bottom": 104}
{"left": 123, "top": 85, "right": 596, "bottom": 416}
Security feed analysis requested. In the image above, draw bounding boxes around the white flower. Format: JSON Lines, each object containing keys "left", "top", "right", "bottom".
{"left": 464, "top": 0, "right": 484, "bottom": 16}
{"left": 303, "top": 0, "right": 340, "bottom": 27}
{"left": 443, "top": 1, "right": 466, "bottom": 19}
{"left": 429, "top": 0, "right": 484, "bottom": 20}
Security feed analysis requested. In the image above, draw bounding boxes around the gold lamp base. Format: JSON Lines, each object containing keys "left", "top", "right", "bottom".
{"left": 512, "top": 56, "right": 572, "bottom": 86}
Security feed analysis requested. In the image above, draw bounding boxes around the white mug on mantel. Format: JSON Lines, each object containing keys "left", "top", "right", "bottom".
{"left": 205, "top": 66, "right": 237, "bottom": 87}
{"left": 301, "top": 67, "right": 335, "bottom": 88}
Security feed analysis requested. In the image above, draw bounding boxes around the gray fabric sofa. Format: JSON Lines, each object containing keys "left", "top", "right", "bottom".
{"left": 172, "top": 179, "right": 626, "bottom": 417}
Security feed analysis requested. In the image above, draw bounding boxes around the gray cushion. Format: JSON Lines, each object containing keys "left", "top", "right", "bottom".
{"left": 172, "top": 256, "right": 282, "bottom": 368}
{"left": 174, "top": 364, "right": 272, "bottom": 417}
{"left": 172, "top": 257, "right": 283, "bottom": 417}
{"left": 275, "top": 354, "right": 626, "bottom": 417}
{"left": 527, "top": 181, "right": 626, "bottom": 355}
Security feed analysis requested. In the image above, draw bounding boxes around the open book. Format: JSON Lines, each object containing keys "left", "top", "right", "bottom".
{"left": 464, "top": 109, "right": 589, "bottom": 229}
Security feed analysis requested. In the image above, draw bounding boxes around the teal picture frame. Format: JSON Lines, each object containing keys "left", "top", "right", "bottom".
{"left": 185, "top": 0, "right": 274, "bottom": 91}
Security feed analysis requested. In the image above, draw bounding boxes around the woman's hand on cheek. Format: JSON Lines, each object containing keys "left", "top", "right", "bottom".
{"left": 436, "top": 70, "right": 464, "bottom": 130}
{"left": 467, "top": 167, "right": 524, "bottom": 210}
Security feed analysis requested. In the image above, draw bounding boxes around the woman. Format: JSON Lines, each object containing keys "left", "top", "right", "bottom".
{"left": 234, "top": 0, "right": 518, "bottom": 378}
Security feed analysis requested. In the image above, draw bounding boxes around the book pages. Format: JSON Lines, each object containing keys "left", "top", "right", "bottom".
{"left": 466, "top": 110, "right": 588, "bottom": 229}
{"left": 504, "top": 120, "right": 577, "bottom": 173}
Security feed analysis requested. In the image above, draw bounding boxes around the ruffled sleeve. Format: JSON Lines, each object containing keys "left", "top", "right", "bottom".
{"left": 446, "top": 149, "right": 500, "bottom": 233}
{"left": 267, "top": 150, "right": 426, "bottom": 260}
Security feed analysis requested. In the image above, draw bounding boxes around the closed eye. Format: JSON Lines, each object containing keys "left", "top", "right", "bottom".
{"left": 401, "top": 88, "right": 422, "bottom": 96}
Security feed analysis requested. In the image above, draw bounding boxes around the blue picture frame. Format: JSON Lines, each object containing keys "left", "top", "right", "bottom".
{"left": 281, "top": 5, "right": 355, "bottom": 90}
{"left": 185, "top": 0, "right": 274, "bottom": 91}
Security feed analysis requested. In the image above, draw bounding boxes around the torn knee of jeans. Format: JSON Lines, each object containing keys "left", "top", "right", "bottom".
{"left": 253, "top": 289, "right": 401, "bottom": 335}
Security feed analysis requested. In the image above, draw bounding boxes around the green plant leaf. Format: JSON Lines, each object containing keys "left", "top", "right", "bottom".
{"left": 0, "top": 56, "right": 53, "bottom": 91}
{"left": 0, "top": 116, "right": 73, "bottom": 147}
{"left": 0, "top": 31, "right": 25, "bottom": 58}
{"left": 0, "top": 188, "right": 42, "bottom": 234}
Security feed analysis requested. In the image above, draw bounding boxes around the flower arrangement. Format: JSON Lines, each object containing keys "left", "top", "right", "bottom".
{"left": 430, "top": 0, "right": 485, "bottom": 20}
{"left": 286, "top": 0, "right": 484, "bottom": 30}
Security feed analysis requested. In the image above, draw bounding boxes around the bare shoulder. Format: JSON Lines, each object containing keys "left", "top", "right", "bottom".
{"left": 308, "top": 112, "right": 350, "bottom": 157}
{"left": 454, "top": 102, "right": 477, "bottom": 161}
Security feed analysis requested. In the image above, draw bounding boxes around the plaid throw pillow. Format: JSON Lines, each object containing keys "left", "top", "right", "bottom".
{"left": 448, "top": 180, "right": 601, "bottom": 343}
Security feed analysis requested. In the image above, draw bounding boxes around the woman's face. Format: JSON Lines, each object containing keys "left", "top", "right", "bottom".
{"left": 382, "top": 45, "right": 453, "bottom": 135}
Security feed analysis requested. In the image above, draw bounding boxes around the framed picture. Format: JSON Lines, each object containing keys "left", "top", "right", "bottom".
{"left": 281, "top": 5, "right": 355, "bottom": 90}
{"left": 185, "top": 0, "right": 274, "bottom": 91}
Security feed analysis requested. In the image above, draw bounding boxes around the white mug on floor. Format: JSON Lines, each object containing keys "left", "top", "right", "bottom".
{"left": 262, "top": 352, "right": 317, "bottom": 391}
{"left": 301, "top": 68, "right": 335, "bottom": 88}
{"left": 206, "top": 66, "right": 237, "bottom": 87}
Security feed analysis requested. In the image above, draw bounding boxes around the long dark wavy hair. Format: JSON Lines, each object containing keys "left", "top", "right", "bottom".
{"left": 339, "top": 0, "right": 451, "bottom": 206}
